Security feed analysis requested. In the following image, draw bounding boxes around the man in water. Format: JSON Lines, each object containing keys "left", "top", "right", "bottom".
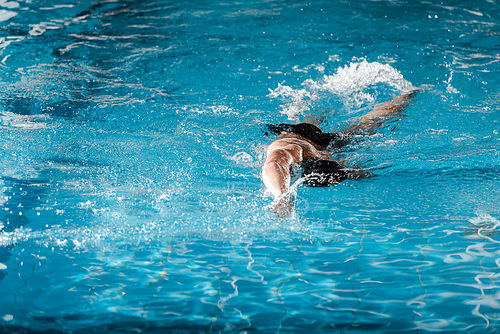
{"left": 262, "top": 91, "right": 417, "bottom": 213}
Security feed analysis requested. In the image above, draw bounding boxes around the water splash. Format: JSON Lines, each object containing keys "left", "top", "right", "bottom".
{"left": 463, "top": 213, "right": 500, "bottom": 240}
{"left": 269, "top": 59, "right": 413, "bottom": 120}
{"left": 306, "top": 60, "right": 413, "bottom": 103}
{"left": 267, "top": 83, "right": 316, "bottom": 121}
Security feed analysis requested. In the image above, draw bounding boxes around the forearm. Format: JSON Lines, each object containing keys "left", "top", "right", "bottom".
{"left": 361, "top": 92, "right": 413, "bottom": 119}
{"left": 262, "top": 160, "right": 291, "bottom": 198}
{"left": 342, "top": 91, "right": 418, "bottom": 135}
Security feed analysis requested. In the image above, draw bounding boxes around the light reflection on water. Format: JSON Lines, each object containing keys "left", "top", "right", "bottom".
{"left": 0, "top": 0, "right": 499, "bottom": 332}
{"left": 3, "top": 205, "right": 500, "bottom": 332}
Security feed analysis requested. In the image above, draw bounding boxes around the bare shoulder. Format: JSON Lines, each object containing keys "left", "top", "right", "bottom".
{"left": 267, "top": 133, "right": 332, "bottom": 161}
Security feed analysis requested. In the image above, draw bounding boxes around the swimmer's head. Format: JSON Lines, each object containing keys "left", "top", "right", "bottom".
{"left": 264, "top": 123, "right": 339, "bottom": 148}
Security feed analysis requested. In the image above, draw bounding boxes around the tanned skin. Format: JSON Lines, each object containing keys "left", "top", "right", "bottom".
{"left": 262, "top": 91, "right": 417, "bottom": 214}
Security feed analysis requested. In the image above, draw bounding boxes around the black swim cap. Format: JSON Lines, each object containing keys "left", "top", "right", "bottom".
{"left": 264, "top": 123, "right": 340, "bottom": 148}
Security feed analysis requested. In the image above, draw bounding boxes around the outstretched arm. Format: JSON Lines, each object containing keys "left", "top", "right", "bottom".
{"left": 342, "top": 90, "right": 418, "bottom": 135}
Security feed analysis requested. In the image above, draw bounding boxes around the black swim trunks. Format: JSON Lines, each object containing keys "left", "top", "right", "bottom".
{"left": 301, "top": 158, "right": 349, "bottom": 187}
{"left": 265, "top": 123, "right": 357, "bottom": 187}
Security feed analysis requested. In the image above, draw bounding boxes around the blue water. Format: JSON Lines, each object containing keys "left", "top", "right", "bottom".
{"left": 0, "top": 0, "right": 499, "bottom": 333}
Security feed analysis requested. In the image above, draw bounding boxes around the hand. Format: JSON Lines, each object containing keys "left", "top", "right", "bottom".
{"left": 271, "top": 195, "right": 295, "bottom": 218}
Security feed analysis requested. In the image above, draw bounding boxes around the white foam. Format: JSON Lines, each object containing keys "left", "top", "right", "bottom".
{"left": 470, "top": 212, "right": 500, "bottom": 227}
{"left": 269, "top": 59, "right": 413, "bottom": 120}
{"left": 309, "top": 60, "right": 411, "bottom": 99}
{"left": 267, "top": 83, "right": 317, "bottom": 121}
{"left": 229, "top": 151, "right": 253, "bottom": 164}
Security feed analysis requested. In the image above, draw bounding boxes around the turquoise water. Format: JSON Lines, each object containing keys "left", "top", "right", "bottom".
{"left": 0, "top": 0, "right": 499, "bottom": 332}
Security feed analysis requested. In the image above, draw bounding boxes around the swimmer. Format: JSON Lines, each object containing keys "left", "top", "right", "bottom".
{"left": 262, "top": 91, "right": 418, "bottom": 215}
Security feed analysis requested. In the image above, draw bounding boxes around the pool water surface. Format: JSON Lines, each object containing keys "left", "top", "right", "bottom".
{"left": 0, "top": 0, "right": 499, "bottom": 333}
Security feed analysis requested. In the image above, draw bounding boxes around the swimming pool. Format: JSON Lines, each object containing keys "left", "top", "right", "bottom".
{"left": 0, "top": 0, "right": 499, "bottom": 332}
